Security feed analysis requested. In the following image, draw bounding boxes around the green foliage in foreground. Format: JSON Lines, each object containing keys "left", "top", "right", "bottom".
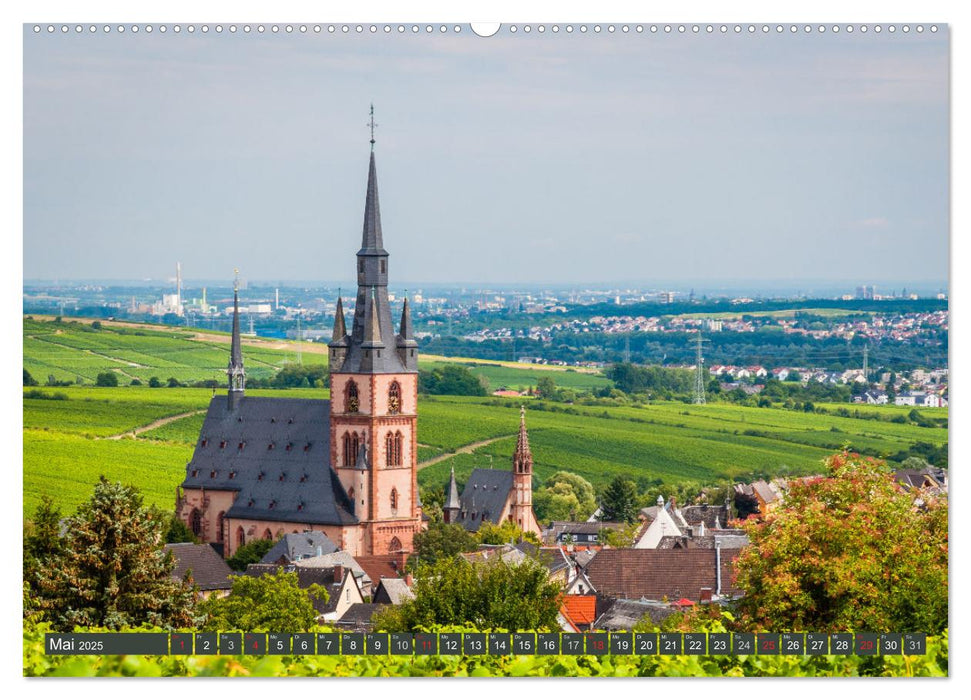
{"left": 200, "top": 570, "right": 328, "bottom": 633}
{"left": 22, "top": 621, "right": 948, "bottom": 677}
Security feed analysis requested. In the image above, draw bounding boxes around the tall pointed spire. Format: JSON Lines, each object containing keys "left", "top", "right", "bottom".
{"left": 396, "top": 294, "right": 419, "bottom": 371}
{"left": 227, "top": 269, "right": 245, "bottom": 409}
{"left": 513, "top": 405, "right": 533, "bottom": 474}
{"left": 360, "top": 148, "right": 385, "bottom": 254}
{"left": 399, "top": 296, "right": 414, "bottom": 339}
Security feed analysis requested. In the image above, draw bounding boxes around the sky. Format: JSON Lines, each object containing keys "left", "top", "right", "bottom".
{"left": 23, "top": 25, "right": 949, "bottom": 287}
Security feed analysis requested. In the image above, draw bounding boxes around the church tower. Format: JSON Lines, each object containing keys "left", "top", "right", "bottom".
{"left": 510, "top": 406, "right": 541, "bottom": 535}
{"left": 227, "top": 273, "right": 245, "bottom": 410}
{"left": 329, "top": 110, "right": 421, "bottom": 557}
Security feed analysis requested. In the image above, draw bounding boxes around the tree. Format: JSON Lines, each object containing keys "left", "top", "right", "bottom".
{"left": 599, "top": 476, "right": 639, "bottom": 523}
{"left": 409, "top": 521, "right": 478, "bottom": 571}
{"left": 23, "top": 368, "right": 39, "bottom": 386}
{"left": 167, "top": 377, "right": 182, "bottom": 388}
{"left": 535, "top": 375, "right": 557, "bottom": 400}
{"left": 372, "top": 556, "right": 562, "bottom": 632}
{"left": 23, "top": 496, "right": 64, "bottom": 607}
{"left": 477, "top": 520, "right": 540, "bottom": 546}
{"left": 160, "top": 510, "right": 199, "bottom": 544}
{"left": 533, "top": 471, "right": 598, "bottom": 523}
{"left": 148, "top": 376, "right": 162, "bottom": 388}
{"left": 32, "top": 477, "right": 198, "bottom": 631}
{"left": 734, "top": 452, "right": 948, "bottom": 633}
{"left": 226, "top": 538, "right": 276, "bottom": 571}
{"left": 199, "top": 569, "right": 327, "bottom": 632}
{"left": 96, "top": 371, "right": 119, "bottom": 387}
{"left": 419, "top": 365, "right": 487, "bottom": 396}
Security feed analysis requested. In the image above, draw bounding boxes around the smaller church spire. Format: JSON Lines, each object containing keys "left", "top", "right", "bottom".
{"left": 227, "top": 269, "right": 245, "bottom": 409}
{"left": 362, "top": 287, "right": 385, "bottom": 348}
{"left": 355, "top": 437, "right": 370, "bottom": 471}
{"left": 332, "top": 294, "right": 347, "bottom": 341}
{"left": 513, "top": 405, "right": 533, "bottom": 474}
{"left": 399, "top": 296, "right": 414, "bottom": 339}
{"left": 446, "top": 466, "right": 461, "bottom": 510}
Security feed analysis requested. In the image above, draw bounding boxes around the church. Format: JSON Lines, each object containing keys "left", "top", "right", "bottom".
{"left": 176, "top": 138, "right": 423, "bottom": 559}
{"left": 443, "top": 406, "right": 542, "bottom": 537}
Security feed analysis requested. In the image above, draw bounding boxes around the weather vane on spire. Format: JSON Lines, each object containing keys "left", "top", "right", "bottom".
{"left": 368, "top": 104, "right": 378, "bottom": 150}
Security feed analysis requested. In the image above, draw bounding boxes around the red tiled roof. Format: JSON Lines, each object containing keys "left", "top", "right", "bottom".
{"left": 354, "top": 555, "right": 401, "bottom": 588}
{"left": 561, "top": 595, "right": 597, "bottom": 626}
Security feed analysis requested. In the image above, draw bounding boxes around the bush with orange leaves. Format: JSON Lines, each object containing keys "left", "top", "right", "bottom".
{"left": 733, "top": 452, "right": 947, "bottom": 633}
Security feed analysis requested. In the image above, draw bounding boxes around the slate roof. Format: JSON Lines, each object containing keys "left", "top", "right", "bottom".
{"left": 584, "top": 549, "right": 744, "bottom": 601}
{"left": 259, "top": 531, "right": 340, "bottom": 565}
{"left": 657, "top": 532, "right": 750, "bottom": 550}
{"left": 460, "top": 544, "right": 529, "bottom": 566}
{"left": 593, "top": 599, "right": 678, "bottom": 631}
{"left": 680, "top": 504, "right": 730, "bottom": 530}
{"left": 334, "top": 603, "right": 386, "bottom": 632}
{"left": 514, "top": 543, "right": 573, "bottom": 577}
{"left": 571, "top": 550, "right": 597, "bottom": 570}
{"left": 165, "top": 543, "right": 234, "bottom": 591}
{"left": 453, "top": 468, "right": 514, "bottom": 531}
{"left": 295, "top": 551, "right": 372, "bottom": 590}
{"left": 373, "top": 578, "right": 415, "bottom": 605}
{"left": 180, "top": 395, "right": 357, "bottom": 526}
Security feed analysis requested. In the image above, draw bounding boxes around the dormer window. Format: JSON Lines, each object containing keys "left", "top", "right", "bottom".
{"left": 210, "top": 470, "right": 217, "bottom": 478}
{"left": 268, "top": 442, "right": 275, "bottom": 451}
{"left": 191, "top": 469, "right": 198, "bottom": 478}
{"left": 237, "top": 416, "right": 242, "bottom": 422}
{"left": 270, "top": 417, "right": 276, "bottom": 423}
{"left": 285, "top": 442, "right": 293, "bottom": 451}
{"left": 288, "top": 418, "right": 293, "bottom": 424}
{"left": 300, "top": 474, "right": 308, "bottom": 483}
{"left": 200, "top": 439, "right": 208, "bottom": 447}
{"left": 297, "top": 502, "right": 304, "bottom": 512}
{"left": 219, "top": 440, "right": 227, "bottom": 449}
{"left": 279, "top": 473, "right": 286, "bottom": 482}
{"left": 247, "top": 499, "right": 254, "bottom": 507}
{"left": 238, "top": 441, "right": 246, "bottom": 450}
{"left": 257, "top": 471, "right": 265, "bottom": 481}
{"left": 229, "top": 471, "right": 237, "bottom": 480}
{"left": 304, "top": 443, "right": 311, "bottom": 452}
{"left": 269, "top": 500, "right": 276, "bottom": 509}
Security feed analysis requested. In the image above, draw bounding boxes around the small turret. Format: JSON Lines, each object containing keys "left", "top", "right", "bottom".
{"left": 396, "top": 296, "right": 419, "bottom": 371}
{"left": 359, "top": 288, "right": 385, "bottom": 372}
{"left": 329, "top": 295, "right": 349, "bottom": 370}
{"left": 443, "top": 466, "right": 461, "bottom": 524}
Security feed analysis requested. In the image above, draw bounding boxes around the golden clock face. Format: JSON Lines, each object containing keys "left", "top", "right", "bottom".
{"left": 389, "top": 396, "right": 400, "bottom": 414}
{"left": 348, "top": 397, "right": 359, "bottom": 413}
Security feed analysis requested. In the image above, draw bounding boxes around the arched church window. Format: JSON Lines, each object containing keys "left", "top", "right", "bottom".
{"left": 190, "top": 508, "right": 202, "bottom": 536}
{"left": 386, "top": 431, "right": 403, "bottom": 467}
{"left": 390, "top": 488, "right": 398, "bottom": 511}
{"left": 263, "top": 529, "right": 272, "bottom": 540}
{"left": 345, "top": 380, "right": 359, "bottom": 413}
{"left": 348, "top": 487, "right": 355, "bottom": 501}
{"left": 389, "top": 536, "right": 402, "bottom": 552}
{"left": 388, "top": 381, "right": 401, "bottom": 415}
{"left": 343, "top": 432, "right": 361, "bottom": 467}
{"left": 237, "top": 527, "right": 245, "bottom": 549}
{"left": 216, "top": 511, "right": 225, "bottom": 543}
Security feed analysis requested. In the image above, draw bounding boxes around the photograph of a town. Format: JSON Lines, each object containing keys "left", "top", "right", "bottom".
{"left": 22, "top": 21, "right": 948, "bottom": 678}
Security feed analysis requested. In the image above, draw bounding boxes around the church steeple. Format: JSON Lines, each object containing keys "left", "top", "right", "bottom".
{"left": 227, "top": 271, "right": 245, "bottom": 409}
{"left": 513, "top": 405, "right": 533, "bottom": 474}
{"left": 443, "top": 466, "right": 461, "bottom": 524}
{"left": 334, "top": 114, "right": 415, "bottom": 375}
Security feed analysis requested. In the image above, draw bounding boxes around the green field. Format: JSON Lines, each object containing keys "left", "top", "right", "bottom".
{"left": 23, "top": 316, "right": 607, "bottom": 394}
{"left": 23, "top": 382, "right": 947, "bottom": 519}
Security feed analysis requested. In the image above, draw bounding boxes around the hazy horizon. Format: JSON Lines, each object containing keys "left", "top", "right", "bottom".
{"left": 24, "top": 26, "right": 949, "bottom": 284}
